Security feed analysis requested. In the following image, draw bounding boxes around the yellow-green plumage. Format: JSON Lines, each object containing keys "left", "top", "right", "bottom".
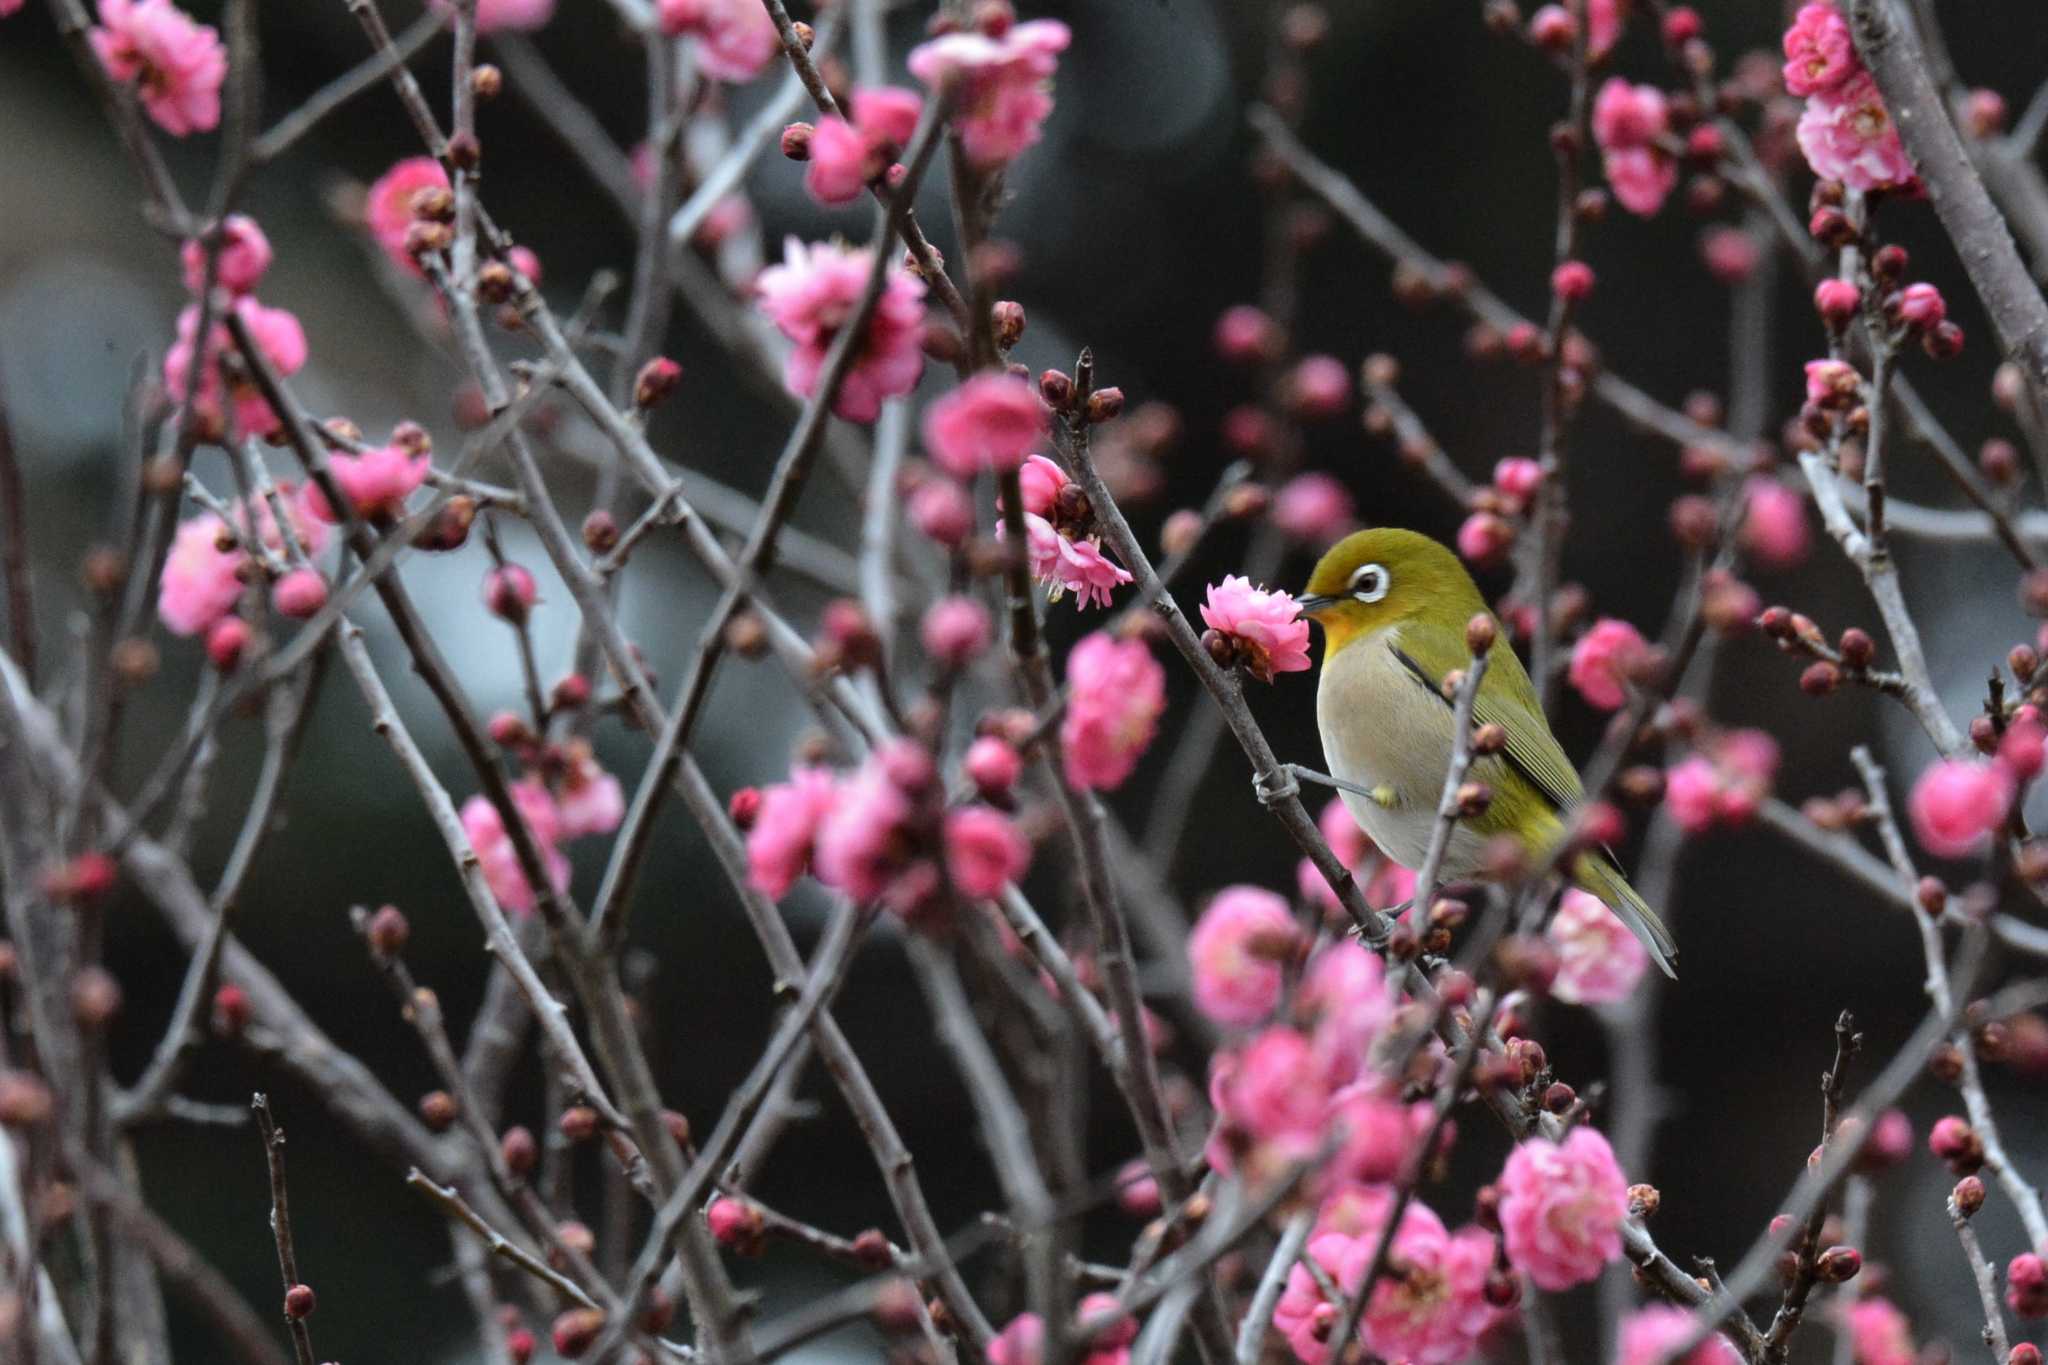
{"left": 1301, "top": 528, "right": 1676, "bottom": 977}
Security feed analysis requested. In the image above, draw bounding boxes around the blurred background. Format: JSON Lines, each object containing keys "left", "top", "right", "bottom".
{"left": 6, "top": 0, "right": 2048, "bottom": 1359}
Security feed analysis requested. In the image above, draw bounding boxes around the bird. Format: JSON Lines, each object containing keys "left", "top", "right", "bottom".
{"left": 1290, "top": 526, "right": 1677, "bottom": 977}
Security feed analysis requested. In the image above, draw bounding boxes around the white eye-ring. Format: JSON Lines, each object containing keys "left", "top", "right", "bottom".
{"left": 1349, "top": 563, "right": 1390, "bottom": 604}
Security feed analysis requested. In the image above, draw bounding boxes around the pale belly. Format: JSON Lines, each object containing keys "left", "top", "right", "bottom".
{"left": 1315, "top": 629, "right": 1492, "bottom": 878}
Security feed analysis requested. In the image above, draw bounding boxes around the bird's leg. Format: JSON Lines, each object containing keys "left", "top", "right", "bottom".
{"left": 1256, "top": 763, "right": 1397, "bottom": 809}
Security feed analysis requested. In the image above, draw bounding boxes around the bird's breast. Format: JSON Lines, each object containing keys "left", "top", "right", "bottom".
{"left": 1315, "top": 627, "right": 1466, "bottom": 870}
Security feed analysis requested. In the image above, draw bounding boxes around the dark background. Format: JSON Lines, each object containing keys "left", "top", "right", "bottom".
{"left": 5, "top": 0, "right": 2048, "bottom": 1358}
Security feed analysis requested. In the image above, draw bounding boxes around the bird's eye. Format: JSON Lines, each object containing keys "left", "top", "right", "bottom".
{"left": 1349, "top": 563, "right": 1389, "bottom": 604}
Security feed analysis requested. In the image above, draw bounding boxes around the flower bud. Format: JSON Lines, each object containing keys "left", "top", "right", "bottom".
{"left": 1799, "top": 661, "right": 1840, "bottom": 696}
{"left": 781, "top": 122, "right": 815, "bottom": 160}
{"left": 211, "top": 983, "right": 251, "bottom": 1036}
{"left": 484, "top": 564, "right": 538, "bottom": 623}
{"left": 634, "top": 356, "right": 683, "bottom": 410}
{"left": 284, "top": 1284, "right": 316, "bottom": 1320}
{"left": 367, "top": 904, "right": 411, "bottom": 956}
{"left": 558, "top": 1105, "right": 599, "bottom": 1143}
{"left": 550, "top": 1308, "right": 604, "bottom": 1359}
{"left": 1527, "top": 4, "right": 1575, "bottom": 50}
{"left": 1954, "top": 1174, "right": 1986, "bottom": 1216}
{"left": 272, "top": 569, "right": 328, "bottom": 620}
{"left": 1550, "top": 260, "right": 1595, "bottom": 303}
{"left": 1816, "top": 1245, "right": 1861, "bottom": 1282}
{"left": 1929, "top": 1114, "right": 1984, "bottom": 1172}
{"left": 0, "top": 1072, "right": 53, "bottom": 1128}
{"left": 1628, "top": 1183, "right": 1661, "bottom": 1218}
{"left": 501, "top": 1125, "right": 538, "bottom": 1177}
{"left": 1085, "top": 387, "right": 1125, "bottom": 424}
{"left": 990, "top": 300, "right": 1026, "bottom": 350}
{"left": 1814, "top": 278, "right": 1860, "bottom": 328}
{"left": 2010, "top": 1346, "right": 2043, "bottom": 1365}
{"left": 418, "top": 1089, "right": 457, "bottom": 1131}
{"left": 707, "top": 1196, "right": 765, "bottom": 1254}
{"left": 1465, "top": 612, "right": 1497, "bottom": 656}
{"left": 1924, "top": 320, "right": 1966, "bottom": 360}
{"left": 71, "top": 967, "right": 121, "bottom": 1027}
{"left": 43, "top": 852, "right": 118, "bottom": 906}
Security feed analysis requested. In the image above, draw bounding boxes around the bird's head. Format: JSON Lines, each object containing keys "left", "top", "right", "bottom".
{"left": 1295, "top": 528, "right": 1489, "bottom": 654}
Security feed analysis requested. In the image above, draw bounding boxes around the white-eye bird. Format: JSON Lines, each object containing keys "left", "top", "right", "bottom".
{"left": 1293, "top": 527, "right": 1677, "bottom": 977}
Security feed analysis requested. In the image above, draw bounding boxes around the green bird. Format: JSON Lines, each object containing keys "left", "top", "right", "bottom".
{"left": 1293, "top": 527, "right": 1677, "bottom": 977}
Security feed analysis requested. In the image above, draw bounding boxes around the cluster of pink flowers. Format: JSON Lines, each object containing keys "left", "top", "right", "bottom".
{"left": 1005, "top": 453, "right": 1132, "bottom": 610}
{"left": 1187, "top": 886, "right": 1297, "bottom": 1026}
{"left": 159, "top": 485, "right": 331, "bottom": 640}
{"left": 1907, "top": 711, "right": 2039, "bottom": 858}
{"left": 1664, "top": 728, "right": 1780, "bottom": 834}
{"left": 307, "top": 424, "right": 433, "bottom": 524}
{"left": 364, "top": 157, "right": 452, "bottom": 276}
{"left": 1199, "top": 576, "right": 1312, "bottom": 683}
{"left": 755, "top": 238, "right": 928, "bottom": 422}
{"left": 1296, "top": 796, "right": 1416, "bottom": 916}
{"left": 1592, "top": 78, "right": 1676, "bottom": 217}
{"left": 926, "top": 374, "right": 1044, "bottom": 478}
{"left": 1271, "top": 1186, "right": 1503, "bottom": 1364}
{"left": 986, "top": 1295, "right": 1135, "bottom": 1365}
{"left": 1783, "top": 3, "right": 1913, "bottom": 191}
{"left": 743, "top": 740, "right": 1030, "bottom": 918}
{"left": 163, "top": 296, "right": 308, "bottom": 441}
{"left": 180, "top": 215, "right": 273, "bottom": 297}
{"left": 1544, "top": 888, "right": 1649, "bottom": 1005}
{"left": 1568, "top": 617, "right": 1650, "bottom": 711}
{"left": 1060, "top": 631, "right": 1164, "bottom": 790}
{"left": 1841, "top": 1296, "right": 1916, "bottom": 1365}
{"left": 91, "top": 0, "right": 226, "bottom": 136}
{"left": 1496, "top": 1125, "right": 1630, "bottom": 1290}
{"left": 460, "top": 745, "right": 625, "bottom": 915}
{"left": 656, "top": 0, "right": 779, "bottom": 83}
{"left": 1616, "top": 1305, "right": 1743, "bottom": 1365}
{"left": 907, "top": 18, "right": 1071, "bottom": 168}
{"left": 804, "top": 87, "right": 924, "bottom": 206}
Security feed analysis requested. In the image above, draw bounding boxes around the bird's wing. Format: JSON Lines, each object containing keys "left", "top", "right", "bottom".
{"left": 1388, "top": 619, "right": 1584, "bottom": 813}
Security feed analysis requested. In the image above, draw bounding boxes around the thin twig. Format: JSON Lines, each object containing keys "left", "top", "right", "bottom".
{"left": 251, "top": 1096, "right": 317, "bottom": 1365}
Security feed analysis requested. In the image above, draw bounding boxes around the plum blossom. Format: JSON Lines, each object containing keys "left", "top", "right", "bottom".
{"left": 91, "top": 0, "right": 226, "bottom": 136}
{"left": 1741, "top": 477, "right": 1811, "bottom": 570}
{"left": 314, "top": 432, "right": 431, "bottom": 523}
{"left": 554, "top": 744, "right": 624, "bottom": 839}
{"left": 1587, "top": 0, "right": 1624, "bottom": 58}
{"left": 1663, "top": 729, "right": 1779, "bottom": 834}
{"left": 1796, "top": 72, "right": 1913, "bottom": 191}
{"left": 1908, "top": 759, "right": 2015, "bottom": 858}
{"left": 1271, "top": 1232, "right": 1358, "bottom": 1365}
{"left": 271, "top": 568, "right": 326, "bottom": 619}
{"left": 461, "top": 781, "right": 571, "bottom": 915}
{"left": 1782, "top": 3, "right": 1857, "bottom": 97}
{"left": 1271, "top": 1197, "right": 1500, "bottom": 1365}
{"left": 1546, "top": 888, "right": 1649, "bottom": 1005}
{"left": 755, "top": 237, "right": 927, "bottom": 422}
{"left": 907, "top": 20, "right": 1071, "bottom": 168}
{"left": 1605, "top": 145, "right": 1677, "bottom": 216}
{"left": 1593, "top": 80, "right": 1676, "bottom": 216}
{"left": 364, "top": 157, "right": 451, "bottom": 276}
{"left": 159, "top": 486, "right": 329, "bottom": 637}
{"left": 1616, "top": 1305, "right": 1743, "bottom": 1365}
{"left": 1568, "top": 618, "right": 1649, "bottom": 711}
{"left": 924, "top": 374, "right": 1044, "bottom": 477}
{"left": 1187, "top": 886, "right": 1295, "bottom": 1026}
{"left": 163, "top": 296, "right": 308, "bottom": 441}
{"left": 1207, "top": 1027, "right": 1330, "bottom": 1172}
{"left": 921, "top": 595, "right": 992, "bottom": 668}
{"left": 745, "top": 768, "right": 840, "bottom": 897}
{"left": 942, "top": 805, "right": 1030, "bottom": 898}
{"left": 656, "top": 0, "right": 778, "bottom": 83}
{"left": 180, "top": 215, "right": 272, "bottom": 297}
{"left": 1061, "top": 632, "right": 1165, "bottom": 790}
{"left": 812, "top": 746, "right": 922, "bottom": 902}
{"left": 1199, "top": 576, "right": 1312, "bottom": 682}
{"left": 1296, "top": 939, "right": 1396, "bottom": 1069}
{"left": 1498, "top": 1125, "right": 1629, "bottom": 1290}
{"left": 1842, "top": 1297, "right": 1915, "bottom": 1365}
{"left": 804, "top": 86, "right": 924, "bottom": 205}
{"left": 1296, "top": 797, "right": 1415, "bottom": 915}
{"left": 1271, "top": 472, "right": 1355, "bottom": 542}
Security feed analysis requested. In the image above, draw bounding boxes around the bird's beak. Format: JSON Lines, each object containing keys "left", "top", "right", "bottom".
{"left": 1293, "top": 594, "right": 1339, "bottom": 618}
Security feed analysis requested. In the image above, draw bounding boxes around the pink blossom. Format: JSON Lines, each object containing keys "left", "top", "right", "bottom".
{"left": 317, "top": 439, "right": 430, "bottom": 522}
{"left": 1664, "top": 756, "right": 1723, "bottom": 834}
{"left": 0, "top": 0, "right": 20, "bottom": 15}
{"left": 924, "top": 373, "right": 1044, "bottom": 478}
{"left": 2010, "top": 1252, "right": 2048, "bottom": 1318}
{"left": 745, "top": 768, "right": 840, "bottom": 897}
{"left": 1666, "top": 729, "right": 1778, "bottom": 833}
{"left": 163, "top": 296, "right": 308, "bottom": 440}
{"left": 908, "top": 478, "right": 975, "bottom": 546}
{"left": 1546, "top": 888, "right": 1649, "bottom": 1005}
{"left": 1616, "top": 1305, "right": 1743, "bottom": 1365}
{"left": 1605, "top": 145, "right": 1677, "bottom": 216}
{"left": 1593, "top": 79, "right": 1669, "bottom": 152}
{"left": 1910, "top": 759, "right": 2016, "bottom": 858}
{"left": 906, "top": 20, "right": 1071, "bottom": 168}
{"left": 1327, "top": 1087, "right": 1435, "bottom": 1186}
{"left": 159, "top": 488, "right": 329, "bottom": 637}
{"left": 433, "top": 0, "right": 554, "bottom": 31}
{"left": 1586, "top": 0, "right": 1623, "bottom": 58}
{"left": 555, "top": 745, "right": 624, "bottom": 839}
{"left": 1271, "top": 1232, "right": 1359, "bottom": 1365}
{"left": 812, "top": 753, "right": 916, "bottom": 901}
{"left": 1498, "top": 1126, "right": 1630, "bottom": 1290}
{"left": 657, "top": 0, "right": 778, "bottom": 83}
{"left": 1568, "top": 618, "right": 1648, "bottom": 711}
{"left": 1896, "top": 281, "right": 1946, "bottom": 329}
{"left": 482, "top": 563, "right": 538, "bottom": 621}
{"left": 1199, "top": 575, "right": 1312, "bottom": 682}
{"left": 1843, "top": 1297, "right": 1916, "bottom": 1365}
{"left": 1493, "top": 457, "right": 1543, "bottom": 503}
{"left": 1348, "top": 1194, "right": 1501, "bottom": 1364}
{"left": 1797, "top": 72, "right": 1914, "bottom": 192}
{"left": 921, "top": 595, "right": 992, "bottom": 669}
{"left": 1456, "top": 510, "right": 1515, "bottom": 566}
{"left": 1115, "top": 1158, "right": 1160, "bottom": 1217}
{"left": 962, "top": 736, "right": 1022, "bottom": 797}
{"left": 1741, "top": 477, "right": 1811, "bottom": 570}
{"left": 180, "top": 215, "right": 272, "bottom": 296}
{"left": 1297, "top": 940, "right": 1394, "bottom": 1068}
{"left": 1700, "top": 226, "right": 1761, "bottom": 282}
{"left": 1287, "top": 355, "right": 1351, "bottom": 421}
{"left": 1805, "top": 358, "right": 1860, "bottom": 406}
{"left": 1061, "top": 632, "right": 1164, "bottom": 790}
{"left": 90, "top": 0, "right": 226, "bottom": 136}
{"left": 271, "top": 568, "right": 326, "bottom": 619}
{"left": 364, "top": 157, "right": 451, "bottom": 276}
{"left": 1209, "top": 1027, "right": 1331, "bottom": 1171}
{"left": 1782, "top": 3, "right": 1858, "bottom": 97}
{"left": 1213, "top": 304, "right": 1281, "bottom": 364}
{"left": 804, "top": 117, "right": 874, "bottom": 205}
{"left": 206, "top": 616, "right": 249, "bottom": 670}
{"left": 461, "top": 781, "right": 571, "bottom": 914}
{"left": 2001, "top": 711, "right": 2046, "bottom": 781}
{"left": 987, "top": 1314, "right": 1044, "bottom": 1365}
{"left": 755, "top": 237, "right": 927, "bottom": 422}
{"left": 1074, "top": 1294, "right": 1136, "bottom": 1364}
{"left": 943, "top": 805, "right": 1030, "bottom": 898}
{"left": 1187, "top": 886, "right": 1295, "bottom": 1026}
{"left": 853, "top": 86, "right": 924, "bottom": 149}
{"left": 1272, "top": 472, "right": 1355, "bottom": 542}
{"left": 1022, "top": 516, "right": 1131, "bottom": 609}
{"left": 1016, "top": 452, "right": 1068, "bottom": 516}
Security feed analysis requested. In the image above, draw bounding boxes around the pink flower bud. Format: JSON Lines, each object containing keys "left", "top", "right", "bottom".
{"left": 1456, "top": 510, "right": 1515, "bottom": 566}
{"left": 1271, "top": 472, "right": 1355, "bottom": 543}
{"left": 205, "top": 615, "right": 250, "bottom": 671}
{"left": 1700, "top": 228, "right": 1760, "bottom": 283}
{"left": 634, "top": 355, "right": 683, "bottom": 409}
{"left": 271, "top": 568, "right": 327, "bottom": 620}
{"left": 1493, "top": 457, "right": 1542, "bottom": 502}
{"left": 1814, "top": 277, "right": 1860, "bottom": 327}
{"left": 1285, "top": 354, "right": 1351, "bottom": 421}
{"left": 484, "top": 563, "right": 538, "bottom": 622}
{"left": 1527, "top": 4, "right": 1575, "bottom": 50}
{"left": 1910, "top": 759, "right": 2016, "bottom": 858}
{"left": 963, "top": 736, "right": 1022, "bottom": 797}
{"left": 908, "top": 477, "right": 975, "bottom": 547}
{"left": 707, "top": 1196, "right": 765, "bottom": 1254}
{"left": 1212, "top": 305, "right": 1281, "bottom": 364}
{"left": 921, "top": 595, "right": 992, "bottom": 669}
{"left": 1550, "top": 260, "right": 1595, "bottom": 303}
{"left": 1896, "top": 282, "right": 1947, "bottom": 330}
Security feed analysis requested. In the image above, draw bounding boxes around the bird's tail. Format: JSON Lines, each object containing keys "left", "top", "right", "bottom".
{"left": 1571, "top": 853, "right": 1678, "bottom": 979}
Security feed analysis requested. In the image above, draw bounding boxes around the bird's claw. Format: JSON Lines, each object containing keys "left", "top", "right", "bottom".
{"left": 1254, "top": 765, "right": 1302, "bottom": 807}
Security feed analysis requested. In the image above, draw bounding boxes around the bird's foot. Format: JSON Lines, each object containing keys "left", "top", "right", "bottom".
{"left": 1254, "top": 765, "right": 1302, "bottom": 806}
{"left": 1260, "top": 764, "right": 1397, "bottom": 808}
